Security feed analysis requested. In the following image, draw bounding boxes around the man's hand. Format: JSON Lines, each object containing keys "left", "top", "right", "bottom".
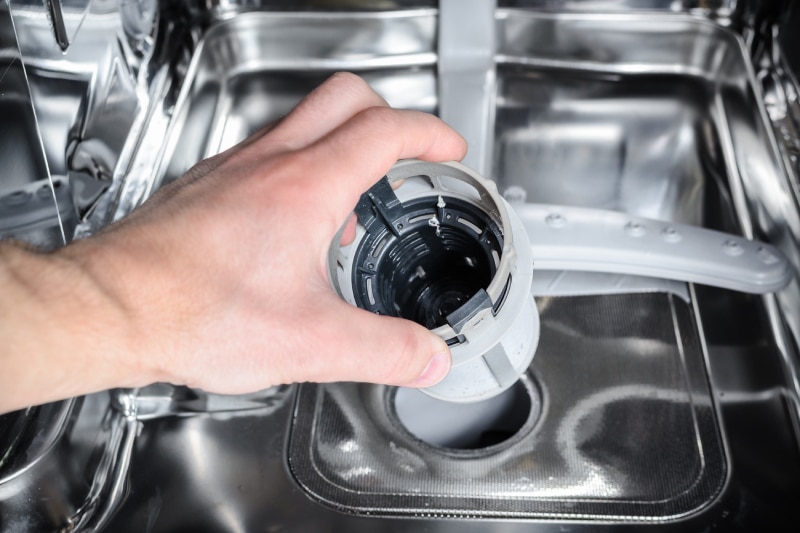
{"left": 0, "top": 72, "right": 466, "bottom": 413}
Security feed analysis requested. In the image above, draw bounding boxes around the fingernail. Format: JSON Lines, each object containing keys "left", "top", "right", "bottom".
{"left": 409, "top": 351, "right": 451, "bottom": 388}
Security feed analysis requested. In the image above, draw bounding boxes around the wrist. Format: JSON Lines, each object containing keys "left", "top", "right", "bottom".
{"left": 0, "top": 238, "right": 155, "bottom": 412}
{"left": 56, "top": 237, "right": 162, "bottom": 389}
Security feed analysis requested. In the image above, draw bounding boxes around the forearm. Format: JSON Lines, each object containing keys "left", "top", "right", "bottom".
{"left": 0, "top": 240, "right": 149, "bottom": 414}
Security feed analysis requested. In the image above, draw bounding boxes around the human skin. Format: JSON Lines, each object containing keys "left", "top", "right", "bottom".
{"left": 0, "top": 72, "right": 466, "bottom": 414}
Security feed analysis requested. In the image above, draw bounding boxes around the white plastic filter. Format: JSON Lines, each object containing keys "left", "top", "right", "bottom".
{"left": 330, "top": 160, "right": 539, "bottom": 403}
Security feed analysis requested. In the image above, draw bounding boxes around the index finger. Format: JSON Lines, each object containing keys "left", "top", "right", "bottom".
{"left": 297, "top": 106, "right": 467, "bottom": 227}
{"left": 251, "top": 72, "right": 390, "bottom": 155}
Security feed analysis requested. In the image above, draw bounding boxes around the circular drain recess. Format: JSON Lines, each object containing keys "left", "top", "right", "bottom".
{"left": 329, "top": 160, "right": 539, "bottom": 402}
{"left": 393, "top": 373, "right": 541, "bottom": 450}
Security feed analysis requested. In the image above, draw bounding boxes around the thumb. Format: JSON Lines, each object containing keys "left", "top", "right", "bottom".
{"left": 317, "top": 302, "right": 451, "bottom": 388}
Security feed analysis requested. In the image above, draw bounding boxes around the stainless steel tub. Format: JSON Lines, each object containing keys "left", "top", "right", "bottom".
{"left": 96, "top": 9, "right": 800, "bottom": 532}
{"left": 2, "top": 4, "right": 800, "bottom": 532}
{"left": 0, "top": 9, "right": 73, "bottom": 249}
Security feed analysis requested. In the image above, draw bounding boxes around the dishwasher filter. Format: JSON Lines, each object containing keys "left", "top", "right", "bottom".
{"left": 328, "top": 160, "right": 538, "bottom": 403}
{"left": 288, "top": 293, "right": 726, "bottom": 520}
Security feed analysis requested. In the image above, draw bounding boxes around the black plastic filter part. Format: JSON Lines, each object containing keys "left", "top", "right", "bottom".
{"left": 351, "top": 180, "right": 504, "bottom": 330}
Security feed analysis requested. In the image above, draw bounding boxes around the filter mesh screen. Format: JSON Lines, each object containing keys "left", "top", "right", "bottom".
{"left": 288, "top": 293, "right": 726, "bottom": 520}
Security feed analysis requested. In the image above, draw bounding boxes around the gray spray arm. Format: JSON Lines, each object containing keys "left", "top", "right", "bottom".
{"left": 517, "top": 203, "right": 793, "bottom": 294}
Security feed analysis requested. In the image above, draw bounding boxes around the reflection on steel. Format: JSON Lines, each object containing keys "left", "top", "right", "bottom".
{"left": 1, "top": 1, "right": 800, "bottom": 532}
{"left": 129, "top": 383, "right": 294, "bottom": 420}
{"left": 531, "top": 270, "right": 692, "bottom": 301}
{"left": 0, "top": 394, "right": 120, "bottom": 532}
{"left": 43, "top": 0, "right": 69, "bottom": 51}
{"left": 0, "top": 3, "right": 69, "bottom": 249}
{"left": 66, "top": 403, "right": 141, "bottom": 532}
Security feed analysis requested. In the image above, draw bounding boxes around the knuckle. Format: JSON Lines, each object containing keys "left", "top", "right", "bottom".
{"left": 327, "top": 72, "right": 383, "bottom": 104}
{"left": 356, "top": 105, "right": 399, "bottom": 131}
{"left": 328, "top": 71, "right": 369, "bottom": 91}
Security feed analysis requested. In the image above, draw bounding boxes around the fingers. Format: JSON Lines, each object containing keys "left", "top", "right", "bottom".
{"left": 178, "top": 73, "right": 465, "bottom": 239}
{"left": 309, "top": 301, "right": 451, "bottom": 388}
{"left": 257, "top": 72, "right": 390, "bottom": 153}
{"left": 297, "top": 107, "right": 468, "bottom": 226}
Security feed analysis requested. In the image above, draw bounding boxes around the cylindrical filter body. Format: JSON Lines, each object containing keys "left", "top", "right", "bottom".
{"left": 330, "top": 160, "right": 538, "bottom": 402}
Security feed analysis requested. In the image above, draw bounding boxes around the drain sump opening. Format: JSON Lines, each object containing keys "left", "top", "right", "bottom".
{"left": 392, "top": 374, "right": 541, "bottom": 450}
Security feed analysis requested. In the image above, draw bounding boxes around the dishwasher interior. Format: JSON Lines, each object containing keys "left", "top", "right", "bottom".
{"left": 1, "top": 1, "right": 800, "bottom": 532}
